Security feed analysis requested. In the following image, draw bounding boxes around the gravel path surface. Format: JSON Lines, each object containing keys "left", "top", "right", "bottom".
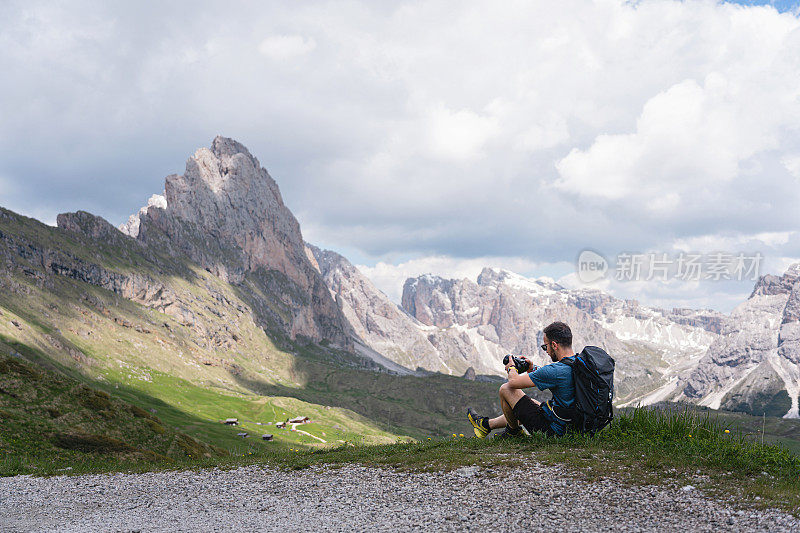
{"left": 1, "top": 463, "right": 798, "bottom": 532}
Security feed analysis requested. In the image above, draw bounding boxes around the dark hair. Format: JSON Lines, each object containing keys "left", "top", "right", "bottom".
{"left": 543, "top": 321, "right": 572, "bottom": 347}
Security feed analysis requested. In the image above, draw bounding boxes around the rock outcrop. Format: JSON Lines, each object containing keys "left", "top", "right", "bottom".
{"left": 676, "top": 263, "right": 800, "bottom": 417}
{"left": 2, "top": 209, "right": 182, "bottom": 320}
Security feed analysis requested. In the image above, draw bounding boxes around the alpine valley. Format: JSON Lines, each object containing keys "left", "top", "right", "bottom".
{"left": 1, "top": 137, "right": 798, "bottom": 464}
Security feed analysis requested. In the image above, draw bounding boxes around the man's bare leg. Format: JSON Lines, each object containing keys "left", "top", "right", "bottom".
{"left": 488, "top": 414, "right": 506, "bottom": 430}
{"left": 490, "top": 383, "right": 528, "bottom": 430}
{"left": 500, "top": 394, "right": 520, "bottom": 429}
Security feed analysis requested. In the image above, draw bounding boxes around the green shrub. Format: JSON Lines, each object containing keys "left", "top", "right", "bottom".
{"left": 130, "top": 405, "right": 153, "bottom": 419}
{"left": 146, "top": 419, "right": 166, "bottom": 435}
{"left": 0, "top": 358, "right": 39, "bottom": 379}
{"left": 52, "top": 433, "right": 135, "bottom": 453}
{"left": 172, "top": 433, "right": 208, "bottom": 458}
{"left": 77, "top": 386, "right": 113, "bottom": 412}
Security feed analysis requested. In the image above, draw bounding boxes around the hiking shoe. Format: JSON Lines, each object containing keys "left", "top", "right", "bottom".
{"left": 467, "top": 407, "right": 491, "bottom": 438}
{"left": 492, "top": 425, "right": 523, "bottom": 440}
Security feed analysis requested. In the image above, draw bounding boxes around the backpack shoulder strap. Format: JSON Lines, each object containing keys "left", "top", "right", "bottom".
{"left": 560, "top": 355, "right": 576, "bottom": 367}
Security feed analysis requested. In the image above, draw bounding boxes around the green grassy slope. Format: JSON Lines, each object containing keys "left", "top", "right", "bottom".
{"left": 0, "top": 351, "right": 226, "bottom": 475}
{"left": 0, "top": 337, "right": 413, "bottom": 476}
{"left": 0, "top": 207, "right": 500, "bottom": 471}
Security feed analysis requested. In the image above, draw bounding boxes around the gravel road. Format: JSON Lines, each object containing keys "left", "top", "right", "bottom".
{"left": 1, "top": 463, "right": 798, "bottom": 532}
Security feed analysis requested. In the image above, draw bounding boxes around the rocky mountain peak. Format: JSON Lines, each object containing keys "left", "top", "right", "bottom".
{"left": 119, "top": 136, "right": 352, "bottom": 347}
{"left": 210, "top": 135, "right": 255, "bottom": 160}
{"left": 750, "top": 264, "right": 800, "bottom": 298}
{"left": 58, "top": 211, "right": 128, "bottom": 245}
{"left": 162, "top": 136, "right": 290, "bottom": 257}
{"left": 401, "top": 274, "right": 464, "bottom": 328}
{"left": 476, "top": 267, "right": 504, "bottom": 286}
{"left": 476, "top": 267, "right": 561, "bottom": 294}
{"left": 127, "top": 136, "right": 306, "bottom": 280}
{"left": 306, "top": 244, "right": 352, "bottom": 277}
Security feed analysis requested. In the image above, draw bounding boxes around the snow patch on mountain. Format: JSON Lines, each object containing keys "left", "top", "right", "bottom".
{"left": 119, "top": 194, "right": 167, "bottom": 238}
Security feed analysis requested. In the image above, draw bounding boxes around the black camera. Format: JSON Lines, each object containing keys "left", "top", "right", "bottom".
{"left": 503, "top": 354, "right": 532, "bottom": 373}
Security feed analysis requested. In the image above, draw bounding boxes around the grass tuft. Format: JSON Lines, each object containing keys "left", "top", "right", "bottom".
{"left": 52, "top": 433, "right": 136, "bottom": 453}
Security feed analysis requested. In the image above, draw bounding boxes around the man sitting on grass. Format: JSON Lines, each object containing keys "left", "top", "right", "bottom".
{"left": 468, "top": 321, "right": 576, "bottom": 439}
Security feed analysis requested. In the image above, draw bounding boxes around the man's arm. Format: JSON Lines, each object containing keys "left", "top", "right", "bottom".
{"left": 505, "top": 367, "right": 534, "bottom": 389}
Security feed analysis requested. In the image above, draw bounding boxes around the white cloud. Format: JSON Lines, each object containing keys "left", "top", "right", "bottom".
{"left": 672, "top": 231, "right": 795, "bottom": 253}
{"left": 782, "top": 154, "right": 800, "bottom": 179}
{"left": 646, "top": 192, "right": 680, "bottom": 214}
{"left": 425, "top": 104, "right": 497, "bottom": 160}
{"left": 513, "top": 111, "right": 570, "bottom": 152}
{"left": 258, "top": 35, "right": 316, "bottom": 60}
{"left": 3, "top": 1, "right": 800, "bottom": 312}
{"left": 555, "top": 72, "right": 790, "bottom": 202}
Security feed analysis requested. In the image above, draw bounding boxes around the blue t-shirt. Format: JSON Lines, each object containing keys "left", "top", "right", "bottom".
{"left": 528, "top": 356, "right": 575, "bottom": 436}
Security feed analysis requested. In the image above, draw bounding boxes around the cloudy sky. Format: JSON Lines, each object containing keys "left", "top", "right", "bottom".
{"left": 2, "top": 0, "right": 800, "bottom": 312}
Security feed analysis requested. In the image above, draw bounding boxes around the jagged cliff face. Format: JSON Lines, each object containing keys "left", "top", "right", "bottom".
{"left": 310, "top": 246, "right": 540, "bottom": 376}
{"left": 121, "top": 137, "right": 352, "bottom": 347}
{"left": 0, "top": 206, "right": 275, "bottom": 385}
{"left": 403, "top": 269, "right": 631, "bottom": 356}
{"left": 308, "top": 245, "right": 447, "bottom": 373}
{"left": 21, "top": 212, "right": 182, "bottom": 318}
{"left": 400, "top": 268, "right": 721, "bottom": 402}
{"left": 676, "top": 264, "right": 800, "bottom": 418}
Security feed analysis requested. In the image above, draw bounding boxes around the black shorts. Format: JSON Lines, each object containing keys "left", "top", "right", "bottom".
{"left": 512, "top": 395, "right": 556, "bottom": 437}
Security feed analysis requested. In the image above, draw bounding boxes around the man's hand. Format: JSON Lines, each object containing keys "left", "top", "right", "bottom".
{"left": 518, "top": 355, "right": 532, "bottom": 372}
{"left": 505, "top": 363, "right": 534, "bottom": 389}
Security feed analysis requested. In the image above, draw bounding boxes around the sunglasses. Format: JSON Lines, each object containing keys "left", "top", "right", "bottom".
{"left": 541, "top": 342, "right": 549, "bottom": 351}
